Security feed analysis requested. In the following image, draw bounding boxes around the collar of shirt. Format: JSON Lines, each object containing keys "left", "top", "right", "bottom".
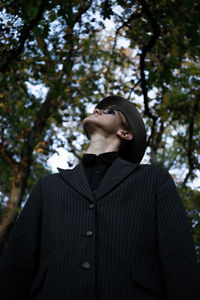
{"left": 81, "top": 151, "right": 119, "bottom": 166}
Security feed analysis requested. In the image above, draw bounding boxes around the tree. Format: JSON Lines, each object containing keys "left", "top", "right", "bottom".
{"left": 0, "top": 0, "right": 200, "bottom": 259}
{"left": 0, "top": 0, "right": 99, "bottom": 247}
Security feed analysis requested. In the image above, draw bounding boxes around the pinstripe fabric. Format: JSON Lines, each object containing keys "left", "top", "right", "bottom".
{"left": 0, "top": 158, "right": 199, "bottom": 300}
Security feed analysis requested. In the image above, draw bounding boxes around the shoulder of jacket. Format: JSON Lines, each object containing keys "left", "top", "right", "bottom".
{"left": 137, "top": 163, "right": 169, "bottom": 177}
{"left": 38, "top": 172, "right": 61, "bottom": 185}
{"left": 138, "top": 163, "right": 166, "bottom": 171}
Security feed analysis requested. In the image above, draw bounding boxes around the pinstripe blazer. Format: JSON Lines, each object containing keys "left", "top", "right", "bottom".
{"left": 0, "top": 157, "right": 199, "bottom": 300}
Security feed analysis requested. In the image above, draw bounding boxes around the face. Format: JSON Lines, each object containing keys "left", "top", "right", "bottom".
{"left": 83, "top": 107, "right": 132, "bottom": 140}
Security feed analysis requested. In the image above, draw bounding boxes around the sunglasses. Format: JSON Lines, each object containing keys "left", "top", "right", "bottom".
{"left": 102, "top": 108, "right": 118, "bottom": 115}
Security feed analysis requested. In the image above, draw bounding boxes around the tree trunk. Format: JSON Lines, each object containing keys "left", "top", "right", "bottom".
{"left": 0, "top": 167, "right": 29, "bottom": 243}
{"left": 150, "top": 146, "right": 158, "bottom": 165}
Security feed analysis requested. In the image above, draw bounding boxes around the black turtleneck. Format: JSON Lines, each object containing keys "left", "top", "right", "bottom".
{"left": 81, "top": 152, "right": 119, "bottom": 193}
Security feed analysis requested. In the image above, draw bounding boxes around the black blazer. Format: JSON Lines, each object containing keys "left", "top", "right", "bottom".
{"left": 0, "top": 158, "right": 199, "bottom": 300}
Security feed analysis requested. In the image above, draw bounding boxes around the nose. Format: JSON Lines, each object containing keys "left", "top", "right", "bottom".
{"left": 93, "top": 108, "right": 102, "bottom": 115}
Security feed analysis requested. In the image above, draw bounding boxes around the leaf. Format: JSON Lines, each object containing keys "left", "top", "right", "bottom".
{"left": 36, "top": 148, "right": 44, "bottom": 153}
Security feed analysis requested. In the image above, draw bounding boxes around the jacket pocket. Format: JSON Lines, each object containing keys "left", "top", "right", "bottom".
{"left": 28, "top": 249, "right": 52, "bottom": 298}
{"left": 130, "top": 264, "right": 164, "bottom": 297}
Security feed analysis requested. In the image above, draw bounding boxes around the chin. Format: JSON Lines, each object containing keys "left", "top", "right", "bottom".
{"left": 83, "top": 114, "right": 99, "bottom": 127}
{"left": 83, "top": 114, "right": 95, "bottom": 123}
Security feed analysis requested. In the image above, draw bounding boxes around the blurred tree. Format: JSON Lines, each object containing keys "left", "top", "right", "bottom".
{"left": 0, "top": 0, "right": 200, "bottom": 258}
{"left": 0, "top": 0, "right": 100, "bottom": 247}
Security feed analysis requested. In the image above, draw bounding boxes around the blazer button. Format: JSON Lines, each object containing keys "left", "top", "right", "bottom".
{"left": 88, "top": 204, "right": 95, "bottom": 209}
{"left": 81, "top": 261, "right": 91, "bottom": 269}
{"left": 85, "top": 230, "right": 93, "bottom": 237}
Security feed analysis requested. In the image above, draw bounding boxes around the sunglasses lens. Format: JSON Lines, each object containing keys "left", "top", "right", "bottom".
{"left": 104, "top": 109, "right": 116, "bottom": 115}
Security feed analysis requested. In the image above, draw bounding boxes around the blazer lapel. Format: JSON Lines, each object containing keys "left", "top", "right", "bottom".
{"left": 95, "top": 157, "right": 138, "bottom": 200}
{"left": 57, "top": 164, "right": 95, "bottom": 202}
{"left": 58, "top": 157, "right": 139, "bottom": 202}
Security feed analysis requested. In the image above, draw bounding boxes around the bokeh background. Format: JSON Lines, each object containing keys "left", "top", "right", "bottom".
{"left": 0, "top": 0, "right": 200, "bottom": 259}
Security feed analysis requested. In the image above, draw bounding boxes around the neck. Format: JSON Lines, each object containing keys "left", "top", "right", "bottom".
{"left": 86, "top": 133, "right": 120, "bottom": 155}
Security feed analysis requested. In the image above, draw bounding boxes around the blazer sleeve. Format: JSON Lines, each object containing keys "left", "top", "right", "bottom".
{"left": 0, "top": 179, "right": 42, "bottom": 300}
{"left": 157, "top": 168, "right": 200, "bottom": 300}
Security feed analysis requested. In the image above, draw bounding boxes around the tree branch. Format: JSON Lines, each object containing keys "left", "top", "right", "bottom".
{"left": 148, "top": 119, "right": 165, "bottom": 164}
{"left": 183, "top": 100, "right": 200, "bottom": 186}
{"left": 0, "top": 0, "right": 48, "bottom": 73}
{"left": 0, "top": 121, "right": 18, "bottom": 170}
{"left": 21, "top": 92, "right": 55, "bottom": 164}
{"left": 138, "top": 0, "right": 160, "bottom": 121}
{"left": 112, "top": 12, "right": 142, "bottom": 53}
{"left": 127, "top": 79, "right": 141, "bottom": 100}
{"left": 73, "top": 0, "right": 93, "bottom": 26}
{"left": 0, "top": 145, "right": 18, "bottom": 170}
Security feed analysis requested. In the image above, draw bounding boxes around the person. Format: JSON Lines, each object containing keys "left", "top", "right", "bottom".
{"left": 0, "top": 95, "right": 199, "bottom": 300}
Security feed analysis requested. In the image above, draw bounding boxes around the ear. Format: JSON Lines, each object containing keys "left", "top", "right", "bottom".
{"left": 116, "top": 129, "right": 133, "bottom": 141}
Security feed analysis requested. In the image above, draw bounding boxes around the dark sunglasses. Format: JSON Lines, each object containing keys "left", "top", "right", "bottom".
{"left": 102, "top": 108, "right": 118, "bottom": 115}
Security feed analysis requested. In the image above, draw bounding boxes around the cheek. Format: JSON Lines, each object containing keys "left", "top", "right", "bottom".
{"left": 111, "top": 115, "right": 122, "bottom": 126}
{"left": 107, "top": 117, "right": 122, "bottom": 131}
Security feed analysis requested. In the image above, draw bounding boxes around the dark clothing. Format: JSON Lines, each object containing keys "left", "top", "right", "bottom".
{"left": 81, "top": 151, "right": 118, "bottom": 192}
{"left": 0, "top": 157, "right": 199, "bottom": 300}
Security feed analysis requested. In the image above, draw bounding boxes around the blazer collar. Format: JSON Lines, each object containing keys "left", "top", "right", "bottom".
{"left": 58, "top": 157, "right": 138, "bottom": 202}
